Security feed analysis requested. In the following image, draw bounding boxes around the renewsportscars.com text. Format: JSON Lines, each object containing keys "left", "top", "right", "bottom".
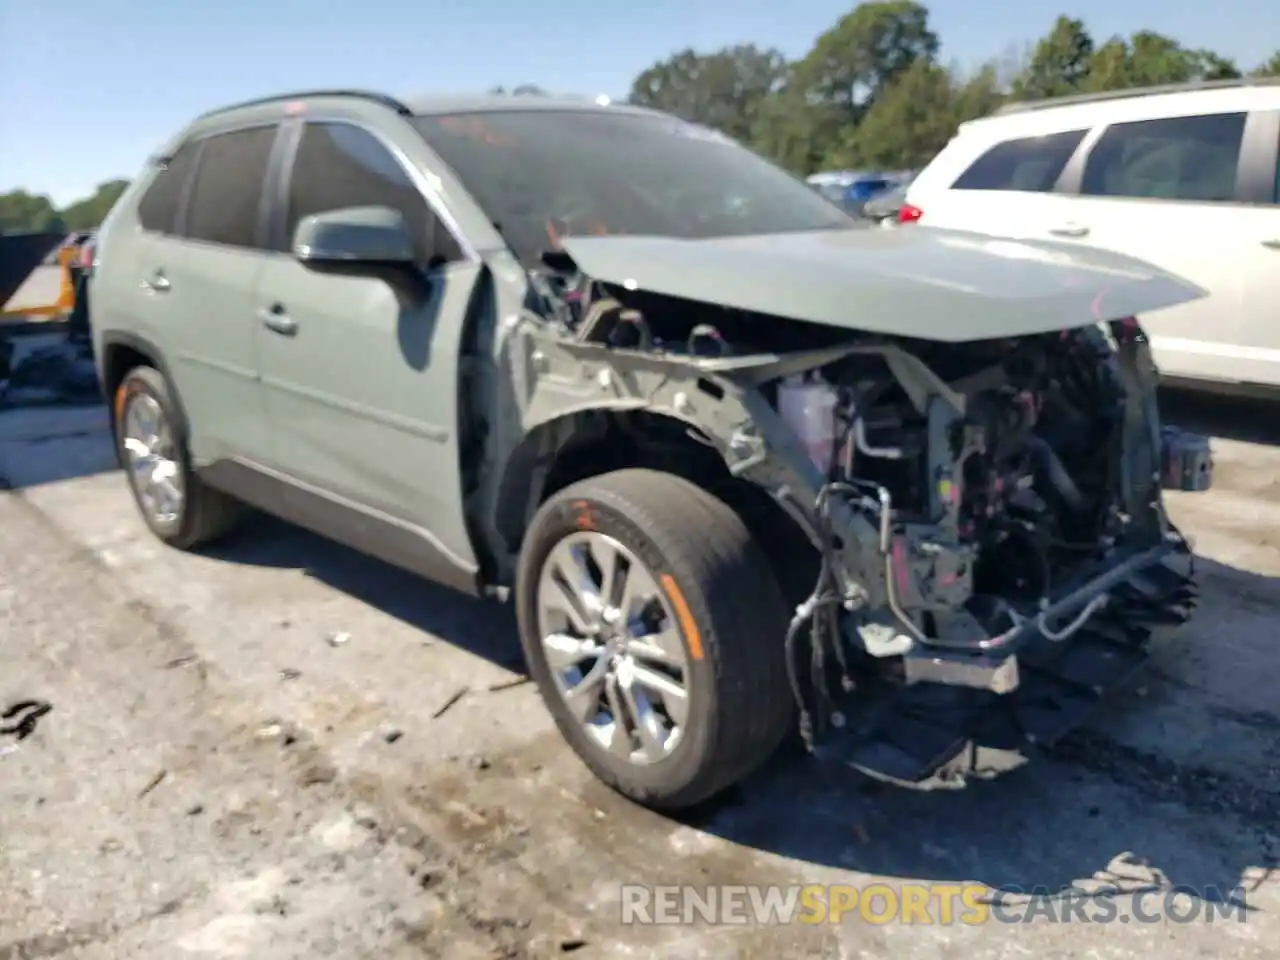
{"left": 619, "top": 883, "right": 1251, "bottom": 926}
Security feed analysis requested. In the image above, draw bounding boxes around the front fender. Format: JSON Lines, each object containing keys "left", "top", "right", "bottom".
{"left": 485, "top": 329, "right": 886, "bottom": 594}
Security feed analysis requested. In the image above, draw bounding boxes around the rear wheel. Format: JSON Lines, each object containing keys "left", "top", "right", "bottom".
{"left": 113, "top": 365, "right": 243, "bottom": 549}
{"left": 515, "top": 468, "right": 794, "bottom": 810}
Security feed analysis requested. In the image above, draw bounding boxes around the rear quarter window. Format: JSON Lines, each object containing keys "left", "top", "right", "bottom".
{"left": 1080, "top": 112, "right": 1246, "bottom": 203}
{"left": 136, "top": 141, "right": 200, "bottom": 234}
{"left": 950, "top": 129, "right": 1087, "bottom": 192}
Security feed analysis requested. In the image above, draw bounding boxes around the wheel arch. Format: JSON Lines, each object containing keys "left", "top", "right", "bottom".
{"left": 493, "top": 407, "right": 818, "bottom": 604}
{"left": 99, "top": 331, "right": 189, "bottom": 439}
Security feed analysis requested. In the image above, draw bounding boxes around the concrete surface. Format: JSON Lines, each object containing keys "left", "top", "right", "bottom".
{"left": 3, "top": 265, "right": 64, "bottom": 315}
{"left": 0, "top": 390, "right": 1277, "bottom": 959}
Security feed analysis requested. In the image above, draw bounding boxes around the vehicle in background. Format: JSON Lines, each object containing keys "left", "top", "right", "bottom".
{"left": 68, "top": 233, "right": 97, "bottom": 340}
{"left": 901, "top": 76, "right": 1280, "bottom": 393}
{"left": 861, "top": 180, "right": 912, "bottom": 225}
{"left": 806, "top": 170, "right": 897, "bottom": 215}
{"left": 90, "top": 89, "right": 1207, "bottom": 812}
{"left": 1, "top": 231, "right": 92, "bottom": 322}
{"left": 47, "top": 231, "right": 94, "bottom": 262}
{"left": 0, "top": 230, "right": 66, "bottom": 312}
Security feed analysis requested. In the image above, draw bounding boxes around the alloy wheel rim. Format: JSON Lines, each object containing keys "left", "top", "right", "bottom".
{"left": 535, "top": 531, "right": 690, "bottom": 765}
{"left": 121, "top": 392, "right": 184, "bottom": 526}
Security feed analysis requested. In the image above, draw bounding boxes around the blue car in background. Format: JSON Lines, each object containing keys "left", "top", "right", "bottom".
{"left": 805, "top": 170, "right": 895, "bottom": 210}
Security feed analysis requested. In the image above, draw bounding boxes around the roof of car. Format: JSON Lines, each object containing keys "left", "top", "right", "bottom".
{"left": 195, "top": 88, "right": 661, "bottom": 124}
{"left": 990, "top": 74, "right": 1280, "bottom": 118}
{"left": 959, "top": 75, "right": 1280, "bottom": 137}
{"left": 405, "top": 92, "right": 658, "bottom": 117}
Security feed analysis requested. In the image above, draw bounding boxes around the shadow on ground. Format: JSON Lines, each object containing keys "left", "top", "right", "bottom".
{"left": 202, "top": 513, "right": 525, "bottom": 670}
{"left": 0, "top": 404, "right": 115, "bottom": 489}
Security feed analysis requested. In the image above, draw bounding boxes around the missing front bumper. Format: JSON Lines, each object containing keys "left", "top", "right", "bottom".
{"left": 816, "top": 545, "right": 1196, "bottom": 788}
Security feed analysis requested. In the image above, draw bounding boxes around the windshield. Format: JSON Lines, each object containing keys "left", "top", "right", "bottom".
{"left": 412, "top": 109, "right": 854, "bottom": 265}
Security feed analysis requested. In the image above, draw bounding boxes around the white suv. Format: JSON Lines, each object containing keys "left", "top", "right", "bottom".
{"left": 903, "top": 78, "right": 1280, "bottom": 392}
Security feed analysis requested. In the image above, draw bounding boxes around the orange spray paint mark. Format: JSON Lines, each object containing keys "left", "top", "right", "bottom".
{"left": 660, "top": 574, "right": 704, "bottom": 661}
{"left": 571, "top": 500, "right": 597, "bottom": 530}
{"left": 113, "top": 382, "right": 130, "bottom": 423}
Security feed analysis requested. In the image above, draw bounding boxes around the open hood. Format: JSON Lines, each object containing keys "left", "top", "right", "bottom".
{"left": 559, "top": 226, "right": 1205, "bottom": 344}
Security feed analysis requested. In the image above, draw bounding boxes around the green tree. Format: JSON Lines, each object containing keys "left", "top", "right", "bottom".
{"left": 1010, "top": 17, "right": 1094, "bottom": 100}
{"left": 1085, "top": 31, "right": 1240, "bottom": 91}
{"left": 751, "top": 84, "right": 842, "bottom": 174}
{"left": 789, "top": 0, "right": 939, "bottom": 162}
{"left": 0, "top": 190, "right": 64, "bottom": 233}
{"left": 1193, "top": 50, "right": 1242, "bottom": 80}
{"left": 628, "top": 45, "right": 788, "bottom": 143}
{"left": 832, "top": 59, "right": 1004, "bottom": 171}
{"left": 953, "top": 61, "right": 1008, "bottom": 123}
{"left": 1083, "top": 38, "right": 1132, "bottom": 91}
{"left": 793, "top": 1, "right": 939, "bottom": 111}
{"left": 833, "top": 59, "right": 957, "bottom": 169}
{"left": 1250, "top": 51, "right": 1280, "bottom": 77}
{"left": 59, "top": 179, "right": 129, "bottom": 231}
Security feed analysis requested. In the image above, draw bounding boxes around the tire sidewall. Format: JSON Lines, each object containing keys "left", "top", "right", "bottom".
{"left": 516, "top": 487, "right": 721, "bottom": 800}
{"left": 113, "top": 368, "right": 188, "bottom": 542}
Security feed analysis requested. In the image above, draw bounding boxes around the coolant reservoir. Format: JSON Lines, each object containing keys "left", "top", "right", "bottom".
{"left": 777, "top": 374, "right": 840, "bottom": 473}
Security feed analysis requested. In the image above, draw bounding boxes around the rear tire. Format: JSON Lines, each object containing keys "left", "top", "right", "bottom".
{"left": 515, "top": 468, "right": 794, "bottom": 810}
{"left": 113, "top": 365, "right": 243, "bottom": 549}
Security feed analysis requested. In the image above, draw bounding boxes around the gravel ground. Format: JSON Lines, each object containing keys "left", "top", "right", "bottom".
{"left": 0, "top": 389, "right": 1277, "bottom": 959}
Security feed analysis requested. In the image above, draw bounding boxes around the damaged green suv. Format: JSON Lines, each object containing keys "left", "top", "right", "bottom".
{"left": 91, "top": 90, "right": 1212, "bottom": 810}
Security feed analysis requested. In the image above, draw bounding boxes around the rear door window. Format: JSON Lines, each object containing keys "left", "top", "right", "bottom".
{"left": 181, "top": 126, "right": 277, "bottom": 248}
{"left": 951, "top": 129, "right": 1087, "bottom": 192}
{"left": 136, "top": 141, "right": 200, "bottom": 234}
{"left": 1080, "top": 112, "right": 1246, "bottom": 203}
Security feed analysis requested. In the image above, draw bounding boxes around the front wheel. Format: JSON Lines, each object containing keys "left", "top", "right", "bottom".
{"left": 515, "top": 468, "right": 794, "bottom": 810}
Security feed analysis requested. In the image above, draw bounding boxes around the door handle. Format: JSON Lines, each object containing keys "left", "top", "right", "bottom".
{"left": 1262, "top": 238, "right": 1280, "bottom": 250}
{"left": 139, "top": 271, "right": 170, "bottom": 293}
{"left": 259, "top": 305, "right": 297, "bottom": 336}
{"left": 1049, "top": 224, "right": 1090, "bottom": 238}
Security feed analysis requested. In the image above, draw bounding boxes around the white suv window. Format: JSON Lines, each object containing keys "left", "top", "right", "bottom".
{"left": 950, "top": 129, "right": 1087, "bottom": 192}
{"left": 1080, "top": 112, "right": 1246, "bottom": 203}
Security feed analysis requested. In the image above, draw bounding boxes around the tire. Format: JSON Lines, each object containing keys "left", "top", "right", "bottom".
{"left": 112, "top": 365, "right": 243, "bottom": 549}
{"left": 515, "top": 468, "right": 794, "bottom": 810}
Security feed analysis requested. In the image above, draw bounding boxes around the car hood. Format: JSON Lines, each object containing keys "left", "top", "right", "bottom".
{"left": 559, "top": 227, "right": 1205, "bottom": 343}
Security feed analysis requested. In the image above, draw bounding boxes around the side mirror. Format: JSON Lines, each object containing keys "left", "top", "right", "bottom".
{"left": 293, "top": 206, "right": 416, "bottom": 270}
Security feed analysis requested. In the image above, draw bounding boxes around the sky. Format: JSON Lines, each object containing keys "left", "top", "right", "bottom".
{"left": 1, "top": 0, "right": 1275, "bottom": 206}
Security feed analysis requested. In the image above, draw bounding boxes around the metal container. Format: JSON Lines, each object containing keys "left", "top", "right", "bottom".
{"left": 1160, "top": 427, "right": 1213, "bottom": 491}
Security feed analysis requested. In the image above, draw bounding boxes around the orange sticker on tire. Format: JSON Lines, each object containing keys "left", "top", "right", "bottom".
{"left": 660, "top": 573, "right": 704, "bottom": 661}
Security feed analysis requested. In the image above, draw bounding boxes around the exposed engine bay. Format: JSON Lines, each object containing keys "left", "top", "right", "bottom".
{"left": 521, "top": 247, "right": 1211, "bottom": 787}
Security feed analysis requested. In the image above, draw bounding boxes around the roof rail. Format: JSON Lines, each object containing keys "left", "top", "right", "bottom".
{"left": 195, "top": 89, "right": 412, "bottom": 121}
{"left": 992, "top": 75, "right": 1280, "bottom": 116}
